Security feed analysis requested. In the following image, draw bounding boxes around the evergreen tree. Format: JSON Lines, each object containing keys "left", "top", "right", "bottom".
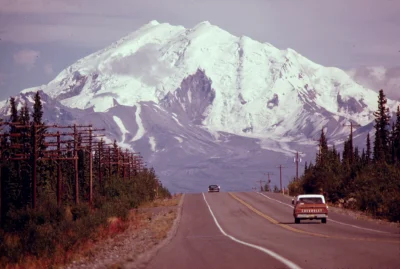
{"left": 317, "top": 128, "right": 328, "bottom": 165}
{"left": 30, "top": 91, "right": 48, "bottom": 204}
{"left": 354, "top": 146, "right": 360, "bottom": 163}
{"left": 373, "top": 89, "right": 391, "bottom": 162}
{"left": 9, "top": 97, "right": 19, "bottom": 123}
{"left": 9, "top": 97, "right": 20, "bottom": 145}
{"left": 19, "top": 103, "right": 30, "bottom": 125}
{"left": 32, "top": 91, "right": 43, "bottom": 125}
{"left": 366, "top": 133, "right": 371, "bottom": 164}
{"left": 361, "top": 149, "right": 366, "bottom": 164}
{"left": 390, "top": 124, "right": 396, "bottom": 163}
{"left": 342, "top": 140, "right": 351, "bottom": 166}
{"left": 394, "top": 106, "right": 400, "bottom": 162}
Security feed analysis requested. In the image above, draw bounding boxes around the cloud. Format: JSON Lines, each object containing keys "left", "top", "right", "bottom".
{"left": 13, "top": 49, "right": 40, "bottom": 70}
{"left": 107, "top": 44, "right": 174, "bottom": 86}
{"left": 0, "top": 0, "right": 81, "bottom": 14}
{"left": 44, "top": 63, "right": 53, "bottom": 75}
{"left": 1, "top": 22, "right": 135, "bottom": 47}
{"left": 347, "top": 66, "right": 400, "bottom": 101}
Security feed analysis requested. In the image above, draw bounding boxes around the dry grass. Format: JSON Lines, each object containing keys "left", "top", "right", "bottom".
{"left": 149, "top": 210, "right": 177, "bottom": 241}
{"left": 2, "top": 195, "right": 182, "bottom": 269}
{"left": 140, "top": 193, "right": 182, "bottom": 208}
{"left": 65, "top": 195, "right": 182, "bottom": 269}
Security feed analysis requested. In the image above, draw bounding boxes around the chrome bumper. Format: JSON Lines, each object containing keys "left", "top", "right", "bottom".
{"left": 296, "top": 214, "right": 328, "bottom": 219}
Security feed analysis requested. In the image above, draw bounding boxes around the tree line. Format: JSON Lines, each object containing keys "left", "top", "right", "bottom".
{"left": 0, "top": 91, "right": 171, "bottom": 266}
{"left": 289, "top": 89, "right": 400, "bottom": 222}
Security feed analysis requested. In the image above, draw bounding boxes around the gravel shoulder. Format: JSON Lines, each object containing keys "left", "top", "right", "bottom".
{"left": 62, "top": 194, "right": 184, "bottom": 269}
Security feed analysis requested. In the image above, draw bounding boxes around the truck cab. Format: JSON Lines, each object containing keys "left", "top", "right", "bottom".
{"left": 292, "top": 194, "right": 328, "bottom": 224}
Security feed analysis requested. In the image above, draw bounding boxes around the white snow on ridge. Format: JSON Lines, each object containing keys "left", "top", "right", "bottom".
{"left": 149, "top": 136, "right": 157, "bottom": 151}
{"left": 174, "top": 136, "right": 183, "bottom": 143}
{"left": 172, "top": 114, "right": 183, "bottom": 127}
{"left": 131, "top": 105, "right": 146, "bottom": 141}
{"left": 113, "top": 115, "right": 132, "bottom": 149}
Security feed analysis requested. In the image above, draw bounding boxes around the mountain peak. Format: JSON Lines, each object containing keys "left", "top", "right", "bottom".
{"left": 194, "top": 20, "right": 212, "bottom": 27}
{"left": 148, "top": 20, "right": 160, "bottom": 26}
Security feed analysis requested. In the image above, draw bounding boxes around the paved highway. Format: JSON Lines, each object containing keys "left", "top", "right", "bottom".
{"left": 144, "top": 192, "right": 400, "bottom": 269}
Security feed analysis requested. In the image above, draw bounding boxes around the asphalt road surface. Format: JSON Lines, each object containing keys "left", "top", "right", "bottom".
{"left": 144, "top": 192, "right": 400, "bottom": 269}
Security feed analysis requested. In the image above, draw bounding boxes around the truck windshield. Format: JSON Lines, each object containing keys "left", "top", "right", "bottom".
{"left": 299, "top": 197, "right": 323, "bottom": 204}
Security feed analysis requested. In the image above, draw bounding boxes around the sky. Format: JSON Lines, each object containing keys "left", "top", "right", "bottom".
{"left": 0, "top": 0, "right": 399, "bottom": 101}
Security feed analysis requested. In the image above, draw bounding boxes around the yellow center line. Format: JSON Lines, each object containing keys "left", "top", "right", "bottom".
{"left": 228, "top": 192, "right": 400, "bottom": 244}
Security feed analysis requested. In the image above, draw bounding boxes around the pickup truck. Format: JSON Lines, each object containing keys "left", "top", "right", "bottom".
{"left": 292, "top": 194, "right": 328, "bottom": 224}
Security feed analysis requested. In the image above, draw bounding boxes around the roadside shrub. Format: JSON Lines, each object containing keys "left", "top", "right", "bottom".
{"left": 0, "top": 173, "right": 168, "bottom": 267}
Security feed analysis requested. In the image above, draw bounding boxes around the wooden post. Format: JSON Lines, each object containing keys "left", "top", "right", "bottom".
{"left": 108, "top": 147, "right": 111, "bottom": 179}
{"left": 89, "top": 126, "right": 93, "bottom": 205}
{"left": 116, "top": 147, "right": 120, "bottom": 178}
{"left": 73, "top": 124, "right": 79, "bottom": 205}
{"left": 57, "top": 131, "right": 62, "bottom": 206}
{"left": 98, "top": 141, "right": 102, "bottom": 189}
{"left": 128, "top": 153, "right": 132, "bottom": 180}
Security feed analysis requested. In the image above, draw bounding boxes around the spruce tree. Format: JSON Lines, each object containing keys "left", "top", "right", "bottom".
{"left": 19, "top": 103, "right": 30, "bottom": 125}
{"left": 30, "top": 91, "right": 48, "bottom": 203}
{"left": 373, "top": 89, "right": 391, "bottom": 162}
{"left": 366, "top": 133, "right": 371, "bottom": 164}
{"left": 9, "top": 97, "right": 20, "bottom": 145}
{"left": 394, "top": 106, "right": 400, "bottom": 162}
{"left": 9, "top": 97, "right": 19, "bottom": 123}
{"left": 32, "top": 91, "right": 43, "bottom": 125}
{"left": 19, "top": 105, "right": 31, "bottom": 208}
{"left": 317, "top": 128, "right": 328, "bottom": 165}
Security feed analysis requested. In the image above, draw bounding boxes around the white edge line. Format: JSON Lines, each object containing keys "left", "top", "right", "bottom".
{"left": 257, "top": 192, "right": 392, "bottom": 234}
{"left": 202, "top": 193, "right": 302, "bottom": 269}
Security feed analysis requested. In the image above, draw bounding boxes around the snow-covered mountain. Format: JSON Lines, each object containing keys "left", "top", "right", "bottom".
{"left": 1, "top": 21, "right": 399, "bottom": 193}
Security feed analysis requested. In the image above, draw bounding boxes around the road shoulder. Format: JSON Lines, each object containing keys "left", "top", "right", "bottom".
{"left": 63, "top": 194, "right": 184, "bottom": 269}
{"left": 122, "top": 193, "right": 185, "bottom": 269}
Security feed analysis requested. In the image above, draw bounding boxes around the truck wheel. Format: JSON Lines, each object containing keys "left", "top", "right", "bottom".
{"left": 321, "top": 218, "right": 327, "bottom": 224}
{"left": 295, "top": 218, "right": 300, "bottom": 224}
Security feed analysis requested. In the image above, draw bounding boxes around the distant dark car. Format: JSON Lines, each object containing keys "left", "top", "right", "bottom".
{"left": 208, "top": 185, "right": 220, "bottom": 192}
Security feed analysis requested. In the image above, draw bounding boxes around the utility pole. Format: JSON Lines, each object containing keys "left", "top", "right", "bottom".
{"left": 73, "top": 124, "right": 79, "bottom": 205}
{"left": 276, "top": 165, "right": 286, "bottom": 194}
{"left": 343, "top": 121, "right": 360, "bottom": 164}
{"left": 256, "top": 179, "right": 266, "bottom": 192}
{"left": 88, "top": 126, "right": 93, "bottom": 205}
{"left": 57, "top": 131, "right": 62, "bottom": 207}
{"left": 294, "top": 151, "right": 303, "bottom": 180}
{"left": 263, "top": 172, "right": 274, "bottom": 192}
